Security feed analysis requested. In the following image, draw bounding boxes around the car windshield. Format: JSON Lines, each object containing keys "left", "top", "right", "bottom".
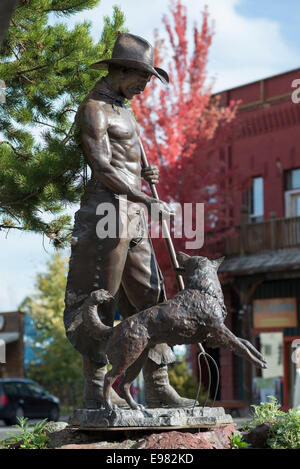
{"left": 25, "top": 383, "right": 45, "bottom": 396}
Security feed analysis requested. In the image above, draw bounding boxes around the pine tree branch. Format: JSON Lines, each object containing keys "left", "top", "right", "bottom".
{"left": 0, "top": 222, "right": 69, "bottom": 247}
{"left": 62, "top": 121, "right": 76, "bottom": 143}
{"left": 0, "top": 166, "right": 79, "bottom": 207}
{"left": 2, "top": 207, "right": 22, "bottom": 224}
{"left": 44, "top": 1, "right": 89, "bottom": 13}
{"left": 0, "top": 0, "right": 125, "bottom": 244}
{"left": 0, "top": 224, "right": 24, "bottom": 231}
{"left": 11, "top": 18, "right": 31, "bottom": 33}
{"left": 17, "top": 63, "right": 49, "bottom": 75}
{"left": 17, "top": 49, "right": 77, "bottom": 77}
{"left": 32, "top": 119, "right": 68, "bottom": 136}
{"left": 8, "top": 45, "right": 21, "bottom": 61}
{"left": 61, "top": 108, "right": 77, "bottom": 116}
{"left": 0, "top": 189, "right": 42, "bottom": 206}
{"left": 0, "top": 141, "right": 30, "bottom": 160}
{"left": 18, "top": 72, "right": 35, "bottom": 84}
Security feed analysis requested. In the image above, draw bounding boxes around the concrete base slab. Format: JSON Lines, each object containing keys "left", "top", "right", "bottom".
{"left": 68, "top": 406, "right": 233, "bottom": 429}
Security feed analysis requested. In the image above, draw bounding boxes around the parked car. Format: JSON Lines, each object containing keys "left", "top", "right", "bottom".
{"left": 0, "top": 378, "right": 60, "bottom": 425}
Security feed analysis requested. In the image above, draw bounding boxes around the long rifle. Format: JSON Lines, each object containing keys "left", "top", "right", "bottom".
{"left": 139, "top": 139, "right": 184, "bottom": 291}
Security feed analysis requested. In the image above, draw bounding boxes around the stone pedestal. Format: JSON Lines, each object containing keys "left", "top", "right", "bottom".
{"left": 68, "top": 406, "right": 233, "bottom": 429}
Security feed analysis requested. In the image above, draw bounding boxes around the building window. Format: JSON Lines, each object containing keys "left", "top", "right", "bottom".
{"left": 249, "top": 177, "right": 264, "bottom": 223}
{"left": 259, "top": 332, "right": 283, "bottom": 379}
{"left": 286, "top": 168, "right": 300, "bottom": 191}
{"left": 285, "top": 169, "right": 300, "bottom": 217}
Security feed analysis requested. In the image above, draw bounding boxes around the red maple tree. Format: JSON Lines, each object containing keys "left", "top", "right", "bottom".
{"left": 132, "top": 0, "right": 241, "bottom": 295}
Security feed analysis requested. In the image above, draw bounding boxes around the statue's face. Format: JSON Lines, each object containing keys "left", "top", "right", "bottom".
{"left": 118, "top": 68, "right": 152, "bottom": 99}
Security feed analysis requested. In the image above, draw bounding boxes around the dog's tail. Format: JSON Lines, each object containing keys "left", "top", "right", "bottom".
{"left": 82, "top": 289, "right": 114, "bottom": 341}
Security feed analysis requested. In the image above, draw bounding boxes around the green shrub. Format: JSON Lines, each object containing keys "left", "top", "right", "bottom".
{"left": 267, "top": 409, "right": 300, "bottom": 449}
{"left": 2, "top": 417, "right": 49, "bottom": 449}
{"left": 230, "top": 433, "right": 250, "bottom": 449}
{"left": 243, "top": 396, "right": 300, "bottom": 449}
{"left": 243, "top": 395, "right": 284, "bottom": 430}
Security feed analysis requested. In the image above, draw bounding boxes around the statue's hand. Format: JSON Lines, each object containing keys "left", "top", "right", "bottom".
{"left": 142, "top": 164, "right": 159, "bottom": 185}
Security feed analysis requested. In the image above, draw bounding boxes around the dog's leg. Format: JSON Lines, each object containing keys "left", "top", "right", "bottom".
{"left": 103, "top": 366, "right": 123, "bottom": 414}
{"left": 211, "top": 325, "right": 267, "bottom": 369}
{"left": 119, "top": 349, "right": 149, "bottom": 410}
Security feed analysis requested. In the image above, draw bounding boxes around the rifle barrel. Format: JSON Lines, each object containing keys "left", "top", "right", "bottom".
{"left": 139, "top": 139, "right": 184, "bottom": 291}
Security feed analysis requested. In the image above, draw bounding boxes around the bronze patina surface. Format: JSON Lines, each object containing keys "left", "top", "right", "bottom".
{"left": 64, "top": 33, "right": 194, "bottom": 409}
{"left": 63, "top": 34, "right": 265, "bottom": 415}
{"left": 82, "top": 253, "right": 267, "bottom": 413}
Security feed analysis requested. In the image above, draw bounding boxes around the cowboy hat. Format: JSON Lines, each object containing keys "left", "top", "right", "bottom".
{"left": 90, "top": 33, "right": 169, "bottom": 85}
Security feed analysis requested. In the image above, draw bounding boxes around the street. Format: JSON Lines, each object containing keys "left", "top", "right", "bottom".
{"left": 0, "top": 417, "right": 70, "bottom": 443}
{"left": 0, "top": 419, "right": 42, "bottom": 442}
{"left": 0, "top": 421, "right": 25, "bottom": 442}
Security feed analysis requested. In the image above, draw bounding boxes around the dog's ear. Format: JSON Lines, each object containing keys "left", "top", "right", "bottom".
{"left": 211, "top": 256, "right": 225, "bottom": 270}
{"left": 177, "top": 251, "right": 190, "bottom": 263}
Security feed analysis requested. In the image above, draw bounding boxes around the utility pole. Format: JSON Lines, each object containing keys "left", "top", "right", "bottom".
{"left": 0, "top": 0, "right": 19, "bottom": 46}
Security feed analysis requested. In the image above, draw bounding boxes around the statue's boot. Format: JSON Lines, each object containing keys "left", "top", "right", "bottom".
{"left": 143, "top": 359, "right": 195, "bottom": 408}
{"left": 82, "top": 356, "right": 128, "bottom": 409}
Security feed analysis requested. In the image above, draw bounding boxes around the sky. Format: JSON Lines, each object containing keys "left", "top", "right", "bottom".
{"left": 1, "top": 0, "right": 300, "bottom": 311}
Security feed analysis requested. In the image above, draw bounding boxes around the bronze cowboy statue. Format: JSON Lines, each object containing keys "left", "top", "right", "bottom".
{"left": 63, "top": 33, "right": 195, "bottom": 409}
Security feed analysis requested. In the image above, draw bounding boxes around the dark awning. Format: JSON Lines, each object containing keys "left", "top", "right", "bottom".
{"left": 219, "top": 248, "right": 300, "bottom": 276}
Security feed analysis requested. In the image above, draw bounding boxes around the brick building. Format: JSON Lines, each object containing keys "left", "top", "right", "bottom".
{"left": 0, "top": 312, "right": 24, "bottom": 378}
{"left": 205, "top": 67, "right": 300, "bottom": 413}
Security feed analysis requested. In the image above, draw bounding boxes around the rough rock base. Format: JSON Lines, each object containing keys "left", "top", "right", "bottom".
{"left": 68, "top": 406, "right": 233, "bottom": 429}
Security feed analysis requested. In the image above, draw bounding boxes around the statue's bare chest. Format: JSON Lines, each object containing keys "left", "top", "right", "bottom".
{"left": 105, "top": 105, "right": 139, "bottom": 142}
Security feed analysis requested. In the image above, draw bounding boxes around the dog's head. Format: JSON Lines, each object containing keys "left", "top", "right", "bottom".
{"left": 176, "top": 252, "right": 225, "bottom": 305}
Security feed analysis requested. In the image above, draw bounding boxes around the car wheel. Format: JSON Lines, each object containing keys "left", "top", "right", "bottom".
{"left": 9, "top": 405, "right": 24, "bottom": 425}
{"left": 48, "top": 405, "right": 60, "bottom": 422}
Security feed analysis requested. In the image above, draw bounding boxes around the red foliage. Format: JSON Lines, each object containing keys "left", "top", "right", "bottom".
{"left": 132, "top": 0, "right": 242, "bottom": 296}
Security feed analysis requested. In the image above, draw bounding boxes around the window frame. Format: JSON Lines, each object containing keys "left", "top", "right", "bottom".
{"left": 249, "top": 176, "right": 264, "bottom": 223}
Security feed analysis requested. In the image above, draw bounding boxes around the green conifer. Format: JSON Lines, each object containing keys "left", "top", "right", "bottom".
{"left": 0, "top": 0, "right": 125, "bottom": 246}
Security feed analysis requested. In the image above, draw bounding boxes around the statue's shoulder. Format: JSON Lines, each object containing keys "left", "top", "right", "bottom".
{"left": 76, "top": 96, "right": 109, "bottom": 131}
{"left": 78, "top": 95, "right": 109, "bottom": 116}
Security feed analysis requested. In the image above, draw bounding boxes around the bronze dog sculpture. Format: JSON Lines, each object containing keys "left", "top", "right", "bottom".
{"left": 82, "top": 252, "right": 267, "bottom": 412}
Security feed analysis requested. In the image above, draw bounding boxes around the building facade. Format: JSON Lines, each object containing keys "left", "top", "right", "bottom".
{"left": 0, "top": 312, "right": 24, "bottom": 378}
{"left": 210, "top": 67, "right": 300, "bottom": 413}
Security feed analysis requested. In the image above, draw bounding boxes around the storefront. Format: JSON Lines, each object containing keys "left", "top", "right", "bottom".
{"left": 251, "top": 279, "right": 300, "bottom": 410}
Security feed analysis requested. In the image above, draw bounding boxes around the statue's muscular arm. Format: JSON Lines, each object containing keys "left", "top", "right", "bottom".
{"left": 80, "top": 100, "right": 152, "bottom": 206}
